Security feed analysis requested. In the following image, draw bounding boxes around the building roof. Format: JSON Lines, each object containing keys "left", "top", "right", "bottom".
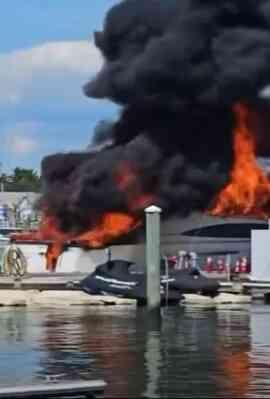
{"left": 0, "top": 192, "right": 40, "bottom": 207}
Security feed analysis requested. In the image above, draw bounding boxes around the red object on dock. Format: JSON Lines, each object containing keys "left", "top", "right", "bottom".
{"left": 203, "top": 257, "right": 215, "bottom": 273}
{"left": 234, "top": 259, "right": 241, "bottom": 274}
{"left": 239, "top": 257, "right": 249, "bottom": 273}
{"left": 217, "top": 259, "right": 225, "bottom": 273}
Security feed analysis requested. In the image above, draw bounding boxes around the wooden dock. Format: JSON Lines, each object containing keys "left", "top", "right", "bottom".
{"left": 0, "top": 380, "right": 106, "bottom": 398}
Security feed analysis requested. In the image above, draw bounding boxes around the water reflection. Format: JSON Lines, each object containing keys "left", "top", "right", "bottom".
{"left": 0, "top": 305, "right": 269, "bottom": 397}
{"left": 215, "top": 310, "right": 251, "bottom": 398}
{"left": 38, "top": 308, "right": 146, "bottom": 398}
{"left": 249, "top": 306, "right": 270, "bottom": 398}
{"left": 143, "top": 315, "right": 162, "bottom": 399}
{"left": 159, "top": 309, "right": 250, "bottom": 398}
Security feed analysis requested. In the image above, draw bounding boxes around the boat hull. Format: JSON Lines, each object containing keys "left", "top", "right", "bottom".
{"left": 9, "top": 212, "right": 268, "bottom": 275}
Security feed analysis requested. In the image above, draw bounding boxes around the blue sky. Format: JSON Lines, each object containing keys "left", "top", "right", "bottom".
{"left": 0, "top": 0, "right": 119, "bottom": 173}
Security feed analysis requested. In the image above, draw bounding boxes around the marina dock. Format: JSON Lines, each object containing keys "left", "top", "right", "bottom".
{"left": 0, "top": 380, "right": 106, "bottom": 398}
{"left": 0, "top": 272, "right": 268, "bottom": 306}
{"left": 0, "top": 272, "right": 88, "bottom": 290}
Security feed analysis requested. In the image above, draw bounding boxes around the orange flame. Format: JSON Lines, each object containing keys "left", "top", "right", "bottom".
{"left": 76, "top": 212, "right": 141, "bottom": 247}
{"left": 12, "top": 161, "right": 153, "bottom": 271}
{"left": 11, "top": 212, "right": 140, "bottom": 271}
{"left": 45, "top": 242, "right": 63, "bottom": 272}
{"left": 209, "top": 103, "right": 270, "bottom": 218}
{"left": 114, "top": 161, "right": 155, "bottom": 211}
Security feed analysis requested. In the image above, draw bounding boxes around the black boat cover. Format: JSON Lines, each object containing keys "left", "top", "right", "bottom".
{"left": 80, "top": 260, "right": 220, "bottom": 303}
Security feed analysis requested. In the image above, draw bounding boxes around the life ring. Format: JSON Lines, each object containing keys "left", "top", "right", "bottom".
{"left": 3, "top": 245, "right": 27, "bottom": 277}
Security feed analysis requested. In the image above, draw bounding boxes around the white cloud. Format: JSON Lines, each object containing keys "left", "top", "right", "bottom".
{"left": 8, "top": 134, "right": 38, "bottom": 155}
{"left": 3, "top": 122, "right": 41, "bottom": 155}
{"left": 0, "top": 40, "right": 102, "bottom": 105}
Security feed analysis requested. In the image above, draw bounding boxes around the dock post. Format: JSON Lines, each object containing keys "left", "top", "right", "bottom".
{"left": 145, "top": 205, "right": 162, "bottom": 314}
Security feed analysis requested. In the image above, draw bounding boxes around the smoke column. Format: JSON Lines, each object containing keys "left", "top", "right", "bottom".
{"left": 41, "top": 0, "right": 270, "bottom": 234}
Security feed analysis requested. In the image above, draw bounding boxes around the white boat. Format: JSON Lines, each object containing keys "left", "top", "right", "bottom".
{"left": 8, "top": 212, "right": 267, "bottom": 276}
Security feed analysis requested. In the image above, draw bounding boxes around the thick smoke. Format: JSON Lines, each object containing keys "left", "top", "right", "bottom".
{"left": 41, "top": 0, "right": 270, "bottom": 234}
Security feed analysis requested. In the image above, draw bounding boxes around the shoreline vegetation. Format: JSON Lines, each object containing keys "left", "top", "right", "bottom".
{"left": 0, "top": 167, "right": 41, "bottom": 193}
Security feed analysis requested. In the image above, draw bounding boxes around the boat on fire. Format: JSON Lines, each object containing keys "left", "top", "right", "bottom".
{"left": 5, "top": 212, "right": 268, "bottom": 280}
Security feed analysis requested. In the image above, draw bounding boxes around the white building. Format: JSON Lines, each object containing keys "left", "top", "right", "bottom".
{"left": 0, "top": 192, "right": 40, "bottom": 228}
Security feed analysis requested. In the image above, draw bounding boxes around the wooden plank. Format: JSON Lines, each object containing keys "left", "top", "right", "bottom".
{"left": 0, "top": 380, "right": 106, "bottom": 398}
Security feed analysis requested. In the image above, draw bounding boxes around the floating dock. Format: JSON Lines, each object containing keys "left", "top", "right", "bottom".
{"left": 0, "top": 288, "right": 137, "bottom": 307}
{"left": 0, "top": 273, "right": 269, "bottom": 305}
{"left": 0, "top": 272, "right": 88, "bottom": 290}
{"left": 0, "top": 380, "right": 106, "bottom": 398}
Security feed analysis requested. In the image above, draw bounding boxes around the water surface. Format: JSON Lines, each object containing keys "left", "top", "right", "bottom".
{"left": 0, "top": 304, "right": 269, "bottom": 398}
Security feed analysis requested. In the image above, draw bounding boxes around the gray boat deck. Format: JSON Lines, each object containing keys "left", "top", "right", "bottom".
{"left": 0, "top": 380, "right": 106, "bottom": 398}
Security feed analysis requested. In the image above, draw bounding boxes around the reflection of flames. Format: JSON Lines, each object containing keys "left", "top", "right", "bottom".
{"left": 218, "top": 349, "right": 251, "bottom": 398}
{"left": 11, "top": 163, "right": 153, "bottom": 271}
{"left": 209, "top": 103, "right": 270, "bottom": 218}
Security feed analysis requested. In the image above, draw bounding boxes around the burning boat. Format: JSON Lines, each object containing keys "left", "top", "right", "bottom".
{"left": 9, "top": 104, "right": 270, "bottom": 275}
{"left": 7, "top": 1, "right": 270, "bottom": 278}
{"left": 7, "top": 212, "right": 267, "bottom": 275}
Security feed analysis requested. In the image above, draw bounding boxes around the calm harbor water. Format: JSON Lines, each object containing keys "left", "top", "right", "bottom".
{"left": 0, "top": 304, "right": 270, "bottom": 398}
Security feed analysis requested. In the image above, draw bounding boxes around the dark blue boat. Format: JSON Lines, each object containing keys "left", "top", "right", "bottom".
{"left": 80, "top": 260, "right": 219, "bottom": 304}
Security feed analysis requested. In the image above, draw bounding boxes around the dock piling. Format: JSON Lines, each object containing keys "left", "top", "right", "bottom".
{"left": 145, "top": 205, "right": 162, "bottom": 314}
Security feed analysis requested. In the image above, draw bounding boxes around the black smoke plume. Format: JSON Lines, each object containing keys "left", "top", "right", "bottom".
{"left": 41, "top": 0, "right": 270, "bottom": 234}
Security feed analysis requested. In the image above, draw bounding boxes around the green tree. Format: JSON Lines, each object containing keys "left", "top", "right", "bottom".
{"left": 3, "top": 168, "right": 41, "bottom": 192}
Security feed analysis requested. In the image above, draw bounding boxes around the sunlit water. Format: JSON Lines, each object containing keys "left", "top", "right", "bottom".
{"left": 0, "top": 304, "right": 270, "bottom": 398}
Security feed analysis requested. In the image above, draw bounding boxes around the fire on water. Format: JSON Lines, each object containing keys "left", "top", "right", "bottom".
{"left": 209, "top": 102, "right": 270, "bottom": 218}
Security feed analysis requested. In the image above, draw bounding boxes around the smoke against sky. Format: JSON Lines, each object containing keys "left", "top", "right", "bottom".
{"left": 41, "top": 0, "right": 270, "bottom": 234}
